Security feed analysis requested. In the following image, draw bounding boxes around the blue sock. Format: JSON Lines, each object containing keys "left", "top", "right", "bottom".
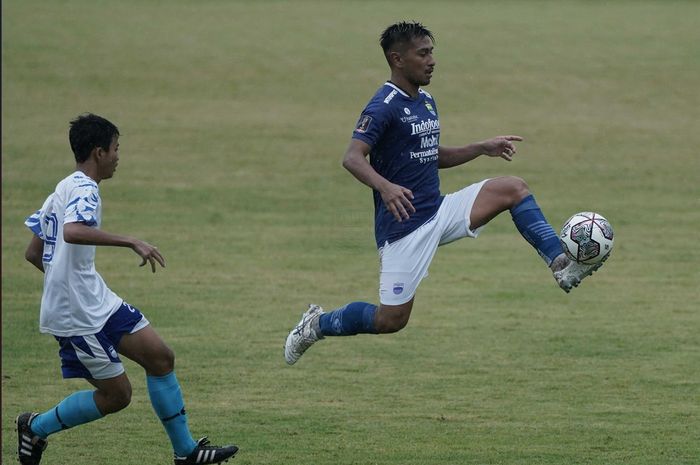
{"left": 510, "top": 194, "right": 563, "bottom": 266}
{"left": 29, "top": 390, "right": 103, "bottom": 439}
{"left": 147, "top": 372, "right": 197, "bottom": 457}
{"left": 318, "top": 302, "right": 378, "bottom": 336}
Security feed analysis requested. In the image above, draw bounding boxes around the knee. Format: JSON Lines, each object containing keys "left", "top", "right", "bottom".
{"left": 378, "top": 318, "right": 409, "bottom": 333}
{"left": 99, "top": 384, "right": 132, "bottom": 414}
{"left": 151, "top": 345, "right": 175, "bottom": 376}
{"left": 497, "top": 176, "right": 529, "bottom": 206}
{"left": 507, "top": 176, "right": 530, "bottom": 200}
{"left": 483, "top": 176, "right": 530, "bottom": 210}
{"left": 112, "top": 385, "right": 132, "bottom": 412}
{"left": 375, "top": 308, "right": 411, "bottom": 334}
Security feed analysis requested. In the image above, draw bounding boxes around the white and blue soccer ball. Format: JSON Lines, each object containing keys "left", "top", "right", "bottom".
{"left": 560, "top": 212, "right": 614, "bottom": 265}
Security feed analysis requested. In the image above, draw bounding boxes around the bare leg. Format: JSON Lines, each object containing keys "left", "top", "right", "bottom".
{"left": 470, "top": 176, "right": 530, "bottom": 229}
{"left": 472, "top": 176, "right": 569, "bottom": 275}
{"left": 117, "top": 325, "right": 198, "bottom": 457}
{"left": 375, "top": 298, "right": 415, "bottom": 333}
{"left": 87, "top": 374, "right": 132, "bottom": 415}
{"left": 117, "top": 325, "right": 174, "bottom": 376}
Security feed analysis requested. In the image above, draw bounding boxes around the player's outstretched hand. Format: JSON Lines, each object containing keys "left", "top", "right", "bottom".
{"left": 132, "top": 239, "right": 166, "bottom": 273}
{"left": 480, "top": 135, "right": 523, "bottom": 161}
{"left": 380, "top": 182, "right": 415, "bottom": 222}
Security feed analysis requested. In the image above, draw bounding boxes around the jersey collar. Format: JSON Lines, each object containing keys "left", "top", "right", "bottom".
{"left": 384, "top": 81, "right": 416, "bottom": 98}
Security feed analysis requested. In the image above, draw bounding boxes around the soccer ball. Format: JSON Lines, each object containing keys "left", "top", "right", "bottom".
{"left": 560, "top": 212, "right": 614, "bottom": 264}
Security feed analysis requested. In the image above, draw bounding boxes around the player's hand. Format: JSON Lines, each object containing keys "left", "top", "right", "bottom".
{"left": 480, "top": 135, "right": 523, "bottom": 161}
{"left": 131, "top": 239, "right": 166, "bottom": 273}
{"left": 380, "top": 182, "right": 415, "bottom": 222}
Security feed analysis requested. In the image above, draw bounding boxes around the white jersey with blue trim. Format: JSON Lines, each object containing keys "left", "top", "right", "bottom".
{"left": 352, "top": 82, "right": 444, "bottom": 248}
{"left": 25, "top": 171, "right": 122, "bottom": 336}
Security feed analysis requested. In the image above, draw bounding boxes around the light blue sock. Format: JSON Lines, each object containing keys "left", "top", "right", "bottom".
{"left": 29, "top": 390, "right": 103, "bottom": 439}
{"left": 147, "top": 372, "right": 198, "bottom": 457}
{"left": 318, "top": 302, "right": 378, "bottom": 336}
{"left": 510, "top": 194, "right": 564, "bottom": 266}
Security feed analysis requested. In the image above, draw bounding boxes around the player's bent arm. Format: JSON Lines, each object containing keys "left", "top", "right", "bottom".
{"left": 64, "top": 222, "right": 166, "bottom": 272}
{"left": 342, "top": 139, "right": 391, "bottom": 191}
{"left": 342, "top": 138, "right": 416, "bottom": 221}
{"left": 25, "top": 235, "right": 45, "bottom": 272}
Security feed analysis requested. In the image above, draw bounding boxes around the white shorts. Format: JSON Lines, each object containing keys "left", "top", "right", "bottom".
{"left": 378, "top": 180, "right": 488, "bottom": 305}
{"left": 55, "top": 302, "right": 150, "bottom": 379}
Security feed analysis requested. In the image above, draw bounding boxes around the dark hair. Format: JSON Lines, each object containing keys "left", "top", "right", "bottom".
{"left": 380, "top": 21, "right": 435, "bottom": 55}
{"left": 68, "top": 113, "right": 119, "bottom": 163}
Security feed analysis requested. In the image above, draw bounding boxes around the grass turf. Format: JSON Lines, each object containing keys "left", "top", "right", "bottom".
{"left": 3, "top": 1, "right": 699, "bottom": 464}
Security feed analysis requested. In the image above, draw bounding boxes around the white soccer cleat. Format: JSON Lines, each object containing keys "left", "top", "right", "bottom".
{"left": 284, "top": 304, "right": 324, "bottom": 365}
{"left": 552, "top": 253, "right": 608, "bottom": 293}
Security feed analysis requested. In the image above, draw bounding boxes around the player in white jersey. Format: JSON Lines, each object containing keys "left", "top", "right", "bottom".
{"left": 17, "top": 114, "right": 238, "bottom": 465}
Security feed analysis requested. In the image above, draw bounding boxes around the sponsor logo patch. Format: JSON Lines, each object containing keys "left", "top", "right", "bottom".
{"left": 393, "top": 282, "right": 405, "bottom": 295}
{"left": 410, "top": 118, "right": 440, "bottom": 136}
{"left": 355, "top": 115, "right": 372, "bottom": 133}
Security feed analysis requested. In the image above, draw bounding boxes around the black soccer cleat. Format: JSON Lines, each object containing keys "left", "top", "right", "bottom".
{"left": 174, "top": 437, "right": 239, "bottom": 464}
{"left": 16, "top": 413, "right": 48, "bottom": 465}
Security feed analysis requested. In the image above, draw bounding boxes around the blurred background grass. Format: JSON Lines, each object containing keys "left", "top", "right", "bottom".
{"left": 3, "top": 1, "right": 699, "bottom": 464}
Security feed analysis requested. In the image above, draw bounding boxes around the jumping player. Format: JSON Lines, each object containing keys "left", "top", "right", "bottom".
{"left": 284, "top": 21, "right": 606, "bottom": 365}
{"left": 17, "top": 114, "right": 238, "bottom": 464}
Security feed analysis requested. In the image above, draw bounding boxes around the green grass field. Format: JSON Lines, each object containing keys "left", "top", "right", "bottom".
{"left": 3, "top": 1, "right": 699, "bottom": 464}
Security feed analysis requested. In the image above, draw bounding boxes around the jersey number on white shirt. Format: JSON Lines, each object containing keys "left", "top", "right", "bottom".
{"left": 43, "top": 213, "right": 59, "bottom": 263}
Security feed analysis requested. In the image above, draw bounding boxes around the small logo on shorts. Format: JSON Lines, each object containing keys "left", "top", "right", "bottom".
{"left": 393, "top": 282, "right": 404, "bottom": 295}
{"left": 108, "top": 345, "right": 118, "bottom": 358}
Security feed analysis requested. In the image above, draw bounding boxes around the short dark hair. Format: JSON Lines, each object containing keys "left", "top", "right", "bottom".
{"left": 380, "top": 21, "right": 435, "bottom": 56}
{"left": 68, "top": 113, "right": 119, "bottom": 163}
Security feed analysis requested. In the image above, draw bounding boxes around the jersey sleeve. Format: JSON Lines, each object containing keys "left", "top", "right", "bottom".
{"left": 64, "top": 184, "right": 100, "bottom": 226}
{"left": 24, "top": 195, "right": 54, "bottom": 239}
{"left": 351, "top": 100, "right": 393, "bottom": 148}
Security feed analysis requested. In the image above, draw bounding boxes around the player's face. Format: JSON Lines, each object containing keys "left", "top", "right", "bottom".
{"left": 98, "top": 136, "right": 120, "bottom": 180}
{"left": 402, "top": 36, "right": 435, "bottom": 87}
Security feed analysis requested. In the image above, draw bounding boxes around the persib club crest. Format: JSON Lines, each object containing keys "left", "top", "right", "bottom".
{"left": 425, "top": 102, "right": 436, "bottom": 116}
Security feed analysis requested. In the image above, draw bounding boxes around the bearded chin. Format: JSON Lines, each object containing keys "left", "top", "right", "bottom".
{"left": 409, "top": 75, "right": 429, "bottom": 87}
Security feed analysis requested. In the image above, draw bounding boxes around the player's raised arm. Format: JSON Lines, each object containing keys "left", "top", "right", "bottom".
{"left": 63, "top": 222, "right": 165, "bottom": 272}
{"left": 438, "top": 135, "right": 523, "bottom": 168}
{"left": 342, "top": 138, "right": 415, "bottom": 222}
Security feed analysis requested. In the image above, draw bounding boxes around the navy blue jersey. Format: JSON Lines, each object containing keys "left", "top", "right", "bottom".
{"left": 352, "top": 82, "right": 444, "bottom": 248}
